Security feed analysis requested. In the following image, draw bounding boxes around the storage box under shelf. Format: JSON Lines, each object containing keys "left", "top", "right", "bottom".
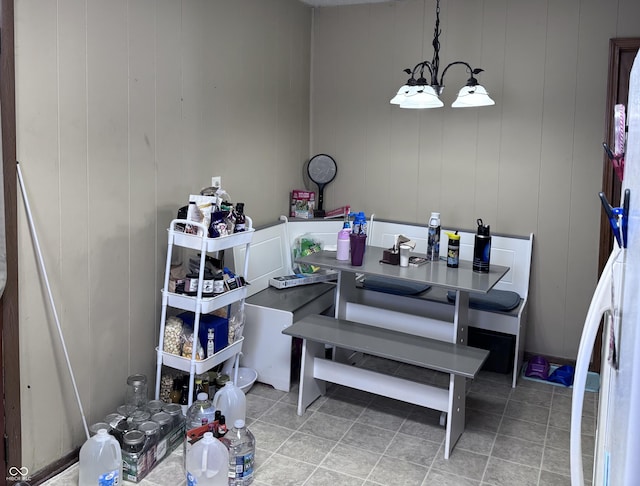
{"left": 122, "top": 419, "right": 184, "bottom": 482}
{"left": 170, "top": 227, "right": 254, "bottom": 252}
{"left": 158, "top": 337, "right": 244, "bottom": 374}
{"left": 163, "top": 286, "right": 248, "bottom": 313}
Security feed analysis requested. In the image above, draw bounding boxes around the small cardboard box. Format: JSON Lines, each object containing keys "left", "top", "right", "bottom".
{"left": 290, "top": 190, "right": 315, "bottom": 219}
{"left": 122, "top": 418, "right": 185, "bottom": 482}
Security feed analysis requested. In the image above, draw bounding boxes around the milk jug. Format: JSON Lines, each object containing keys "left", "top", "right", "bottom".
{"left": 78, "top": 429, "right": 122, "bottom": 486}
{"left": 213, "top": 381, "right": 246, "bottom": 426}
{"left": 186, "top": 431, "right": 229, "bottom": 486}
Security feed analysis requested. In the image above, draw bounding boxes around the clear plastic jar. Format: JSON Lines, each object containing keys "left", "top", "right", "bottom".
{"left": 88, "top": 422, "right": 110, "bottom": 436}
{"left": 130, "top": 410, "right": 151, "bottom": 428}
{"left": 146, "top": 400, "right": 164, "bottom": 415}
{"left": 137, "top": 420, "right": 160, "bottom": 449}
{"left": 123, "top": 430, "right": 145, "bottom": 454}
{"left": 116, "top": 404, "right": 137, "bottom": 418}
{"left": 150, "top": 412, "right": 173, "bottom": 439}
{"left": 125, "top": 374, "right": 148, "bottom": 409}
{"left": 113, "top": 420, "right": 133, "bottom": 446}
{"left": 162, "top": 403, "right": 184, "bottom": 428}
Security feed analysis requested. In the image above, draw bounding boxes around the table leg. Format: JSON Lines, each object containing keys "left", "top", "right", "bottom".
{"left": 453, "top": 290, "right": 470, "bottom": 345}
{"left": 333, "top": 270, "right": 359, "bottom": 364}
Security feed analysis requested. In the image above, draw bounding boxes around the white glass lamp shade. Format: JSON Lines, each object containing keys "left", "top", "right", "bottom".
{"left": 451, "top": 84, "right": 495, "bottom": 107}
{"left": 390, "top": 85, "right": 411, "bottom": 104}
{"left": 399, "top": 86, "right": 444, "bottom": 109}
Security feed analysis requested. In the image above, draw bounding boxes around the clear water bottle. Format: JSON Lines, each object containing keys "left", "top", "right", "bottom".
{"left": 227, "top": 419, "right": 256, "bottom": 486}
{"left": 186, "top": 431, "right": 229, "bottom": 486}
{"left": 187, "top": 392, "right": 217, "bottom": 429}
{"left": 78, "top": 429, "right": 122, "bottom": 486}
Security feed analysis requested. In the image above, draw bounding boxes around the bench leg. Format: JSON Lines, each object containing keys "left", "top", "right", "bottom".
{"left": 444, "top": 374, "right": 466, "bottom": 459}
{"left": 297, "top": 338, "right": 326, "bottom": 416}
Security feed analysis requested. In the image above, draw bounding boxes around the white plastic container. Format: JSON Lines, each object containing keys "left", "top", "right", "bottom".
{"left": 213, "top": 381, "right": 246, "bottom": 426}
{"left": 78, "top": 428, "right": 123, "bottom": 486}
{"left": 186, "top": 431, "right": 229, "bottom": 486}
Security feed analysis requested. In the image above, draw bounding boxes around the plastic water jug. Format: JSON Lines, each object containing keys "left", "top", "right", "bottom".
{"left": 78, "top": 428, "right": 122, "bottom": 486}
{"left": 187, "top": 392, "right": 217, "bottom": 429}
{"left": 186, "top": 431, "right": 229, "bottom": 486}
{"left": 213, "top": 381, "right": 246, "bottom": 426}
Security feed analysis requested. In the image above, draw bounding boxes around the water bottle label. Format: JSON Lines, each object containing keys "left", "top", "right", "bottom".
{"left": 98, "top": 469, "right": 120, "bottom": 486}
{"left": 229, "top": 452, "right": 254, "bottom": 479}
{"left": 187, "top": 472, "right": 197, "bottom": 486}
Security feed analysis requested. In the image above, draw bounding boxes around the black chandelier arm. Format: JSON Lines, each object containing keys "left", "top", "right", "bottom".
{"left": 408, "top": 61, "right": 435, "bottom": 85}
{"left": 438, "top": 61, "right": 484, "bottom": 87}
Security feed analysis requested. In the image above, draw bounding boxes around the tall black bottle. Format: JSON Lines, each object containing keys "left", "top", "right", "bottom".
{"left": 473, "top": 219, "right": 491, "bottom": 273}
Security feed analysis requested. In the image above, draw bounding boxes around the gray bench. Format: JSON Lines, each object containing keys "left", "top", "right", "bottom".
{"left": 283, "top": 314, "right": 489, "bottom": 459}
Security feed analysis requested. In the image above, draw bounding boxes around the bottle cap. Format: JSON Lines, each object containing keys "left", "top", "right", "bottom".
{"left": 197, "top": 392, "right": 208, "bottom": 401}
{"left": 476, "top": 219, "right": 491, "bottom": 236}
{"left": 446, "top": 231, "right": 460, "bottom": 241}
{"left": 202, "top": 431, "right": 215, "bottom": 443}
{"left": 234, "top": 419, "right": 245, "bottom": 428}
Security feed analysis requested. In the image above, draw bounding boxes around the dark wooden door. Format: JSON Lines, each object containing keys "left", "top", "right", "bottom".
{"left": 1, "top": 0, "right": 20, "bottom": 480}
{"left": 594, "top": 38, "right": 640, "bottom": 371}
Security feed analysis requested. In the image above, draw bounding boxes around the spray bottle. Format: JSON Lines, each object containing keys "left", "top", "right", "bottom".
{"left": 426, "top": 212, "right": 441, "bottom": 261}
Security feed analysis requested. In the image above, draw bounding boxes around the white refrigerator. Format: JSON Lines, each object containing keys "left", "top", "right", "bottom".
{"left": 570, "top": 51, "right": 640, "bottom": 485}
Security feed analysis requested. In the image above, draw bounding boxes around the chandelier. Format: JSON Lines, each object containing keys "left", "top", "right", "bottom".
{"left": 390, "top": 0, "right": 495, "bottom": 109}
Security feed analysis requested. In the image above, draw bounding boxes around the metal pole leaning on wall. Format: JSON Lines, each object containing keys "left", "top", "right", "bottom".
{"left": 16, "top": 161, "right": 90, "bottom": 441}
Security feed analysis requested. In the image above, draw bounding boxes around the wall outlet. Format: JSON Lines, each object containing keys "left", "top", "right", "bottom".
{"left": 211, "top": 176, "right": 221, "bottom": 188}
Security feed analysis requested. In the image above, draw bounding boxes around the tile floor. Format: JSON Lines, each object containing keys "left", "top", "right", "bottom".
{"left": 43, "top": 355, "right": 597, "bottom": 486}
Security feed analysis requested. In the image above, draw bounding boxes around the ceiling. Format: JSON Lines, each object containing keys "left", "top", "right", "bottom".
{"left": 300, "top": 0, "right": 393, "bottom": 6}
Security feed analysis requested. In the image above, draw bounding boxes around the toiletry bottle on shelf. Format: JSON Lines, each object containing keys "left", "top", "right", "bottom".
{"left": 473, "top": 219, "right": 491, "bottom": 273}
{"left": 426, "top": 212, "right": 441, "bottom": 261}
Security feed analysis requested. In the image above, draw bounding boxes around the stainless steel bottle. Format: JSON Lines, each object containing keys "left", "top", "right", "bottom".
{"left": 473, "top": 219, "right": 491, "bottom": 273}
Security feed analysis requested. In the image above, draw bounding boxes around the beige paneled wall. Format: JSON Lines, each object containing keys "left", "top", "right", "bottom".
{"left": 310, "top": 1, "right": 640, "bottom": 358}
{"left": 15, "top": 0, "right": 310, "bottom": 472}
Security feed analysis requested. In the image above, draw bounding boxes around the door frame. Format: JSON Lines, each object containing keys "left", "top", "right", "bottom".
{"left": 594, "top": 38, "right": 640, "bottom": 372}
